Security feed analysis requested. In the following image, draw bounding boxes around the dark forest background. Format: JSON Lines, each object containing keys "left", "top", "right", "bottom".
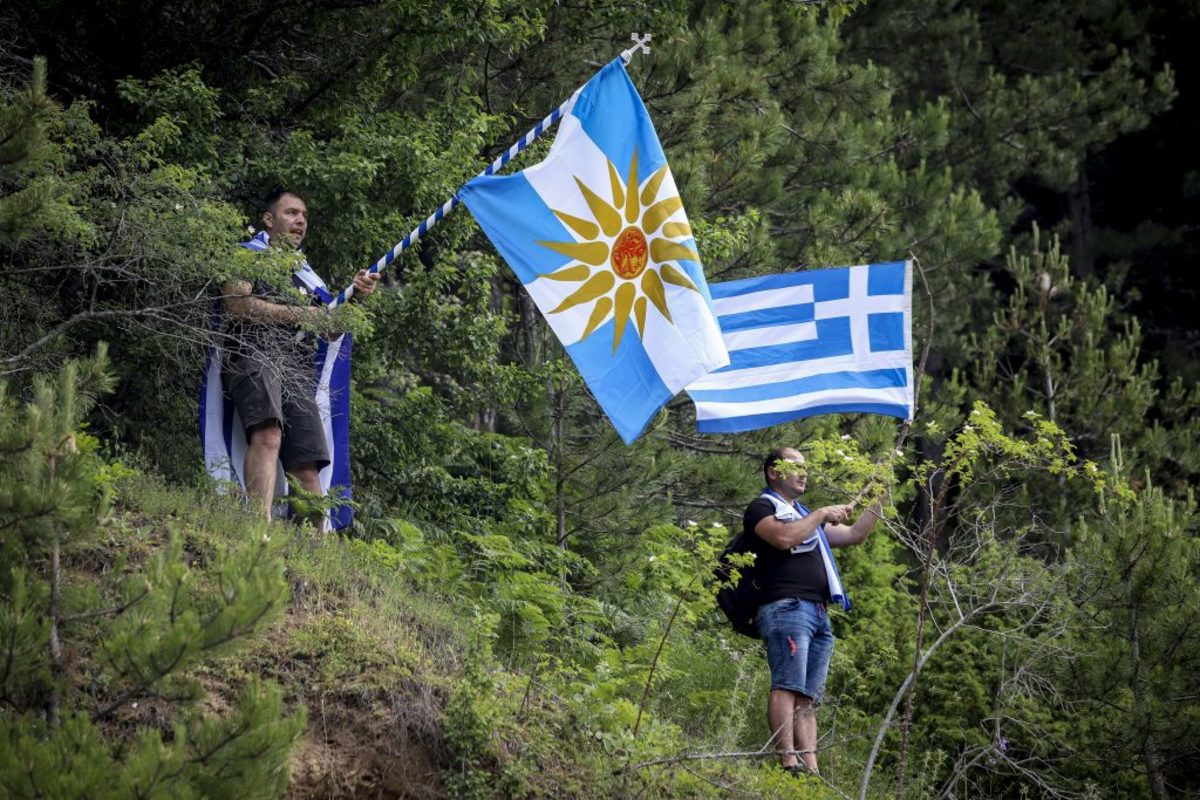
{"left": 1, "top": 1, "right": 1197, "bottom": 797}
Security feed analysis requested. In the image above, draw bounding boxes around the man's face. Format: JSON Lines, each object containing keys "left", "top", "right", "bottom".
{"left": 262, "top": 193, "right": 308, "bottom": 247}
{"left": 771, "top": 449, "right": 807, "bottom": 495}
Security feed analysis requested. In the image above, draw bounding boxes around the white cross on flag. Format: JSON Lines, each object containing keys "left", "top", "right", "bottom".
{"left": 685, "top": 261, "right": 914, "bottom": 433}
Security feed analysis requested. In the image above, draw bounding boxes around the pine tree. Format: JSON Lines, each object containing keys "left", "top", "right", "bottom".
{"left": 1064, "top": 462, "right": 1200, "bottom": 797}
{"left": 0, "top": 56, "right": 59, "bottom": 245}
{"left": 0, "top": 347, "right": 304, "bottom": 798}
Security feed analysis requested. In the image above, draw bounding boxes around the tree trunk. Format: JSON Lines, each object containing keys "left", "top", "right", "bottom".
{"left": 894, "top": 520, "right": 936, "bottom": 797}
{"left": 517, "top": 284, "right": 541, "bottom": 369}
{"left": 1129, "top": 599, "right": 1168, "bottom": 799}
{"left": 1067, "top": 159, "right": 1095, "bottom": 278}
{"left": 896, "top": 472, "right": 952, "bottom": 796}
{"left": 554, "top": 378, "right": 567, "bottom": 550}
{"left": 48, "top": 534, "right": 63, "bottom": 727}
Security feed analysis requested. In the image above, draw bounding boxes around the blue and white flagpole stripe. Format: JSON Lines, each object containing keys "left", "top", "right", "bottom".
{"left": 329, "top": 91, "right": 581, "bottom": 307}
{"left": 457, "top": 57, "right": 728, "bottom": 443}
{"left": 687, "top": 261, "right": 913, "bottom": 433}
{"left": 331, "top": 46, "right": 648, "bottom": 308}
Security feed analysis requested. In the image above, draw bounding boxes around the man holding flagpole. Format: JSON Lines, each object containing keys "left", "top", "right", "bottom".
{"left": 213, "top": 189, "right": 378, "bottom": 524}
{"left": 745, "top": 446, "right": 882, "bottom": 776}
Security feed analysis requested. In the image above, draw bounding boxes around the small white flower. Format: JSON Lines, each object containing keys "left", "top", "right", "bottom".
{"left": 246, "top": 226, "right": 256, "bottom": 234}
{"left": 841, "top": 434, "right": 851, "bottom": 441}
{"left": 131, "top": 702, "right": 138, "bottom": 709}
{"left": 174, "top": 203, "right": 183, "bottom": 211}
{"left": 648, "top": 555, "right": 657, "bottom": 563}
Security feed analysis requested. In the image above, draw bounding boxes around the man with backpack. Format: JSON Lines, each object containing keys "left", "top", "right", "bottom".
{"left": 743, "top": 446, "right": 883, "bottom": 776}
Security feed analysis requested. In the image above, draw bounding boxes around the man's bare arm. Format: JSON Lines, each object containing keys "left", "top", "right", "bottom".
{"left": 755, "top": 504, "right": 852, "bottom": 550}
{"left": 222, "top": 280, "right": 320, "bottom": 326}
{"left": 824, "top": 500, "right": 883, "bottom": 548}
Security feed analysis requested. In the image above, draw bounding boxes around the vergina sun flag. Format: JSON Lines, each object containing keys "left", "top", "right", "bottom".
{"left": 460, "top": 57, "right": 728, "bottom": 443}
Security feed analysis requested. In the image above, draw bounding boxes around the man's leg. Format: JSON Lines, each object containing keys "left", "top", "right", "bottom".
{"left": 285, "top": 460, "right": 325, "bottom": 528}
{"left": 289, "top": 462, "right": 321, "bottom": 493}
{"left": 759, "top": 598, "right": 811, "bottom": 771}
{"left": 244, "top": 422, "right": 282, "bottom": 520}
{"left": 768, "top": 688, "right": 799, "bottom": 768}
{"left": 793, "top": 695, "right": 819, "bottom": 772}
{"left": 795, "top": 602, "right": 834, "bottom": 775}
{"left": 225, "top": 357, "right": 286, "bottom": 520}
{"left": 279, "top": 386, "right": 331, "bottom": 529}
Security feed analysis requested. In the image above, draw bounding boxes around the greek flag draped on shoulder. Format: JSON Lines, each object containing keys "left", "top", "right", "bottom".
{"left": 199, "top": 231, "right": 354, "bottom": 530}
{"left": 761, "top": 489, "right": 850, "bottom": 611}
{"left": 687, "top": 261, "right": 913, "bottom": 433}
{"left": 459, "top": 58, "right": 728, "bottom": 444}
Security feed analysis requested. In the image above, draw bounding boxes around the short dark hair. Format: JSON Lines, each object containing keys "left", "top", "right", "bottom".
{"left": 763, "top": 447, "right": 796, "bottom": 484}
{"left": 262, "top": 188, "right": 303, "bottom": 214}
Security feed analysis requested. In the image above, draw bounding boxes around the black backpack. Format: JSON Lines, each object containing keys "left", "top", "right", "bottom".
{"left": 714, "top": 532, "right": 763, "bottom": 639}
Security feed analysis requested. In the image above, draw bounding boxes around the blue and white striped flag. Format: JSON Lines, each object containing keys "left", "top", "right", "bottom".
{"left": 199, "top": 233, "right": 354, "bottom": 530}
{"left": 686, "top": 261, "right": 913, "bottom": 433}
{"left": 459, "top": 58, "right": 728, "bottom": 443}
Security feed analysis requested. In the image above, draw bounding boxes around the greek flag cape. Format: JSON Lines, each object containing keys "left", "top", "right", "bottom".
{"left": 459, "top": 58, "right": 728, "bottom": 443}
{"left": 761, "top": 489, "right": 850, "bottom": 611}
{"left": 687, "top": 261, "right": 913, "bottom": 433}
{"left": 199, "top": 231, "right": 353, "bottom": 530}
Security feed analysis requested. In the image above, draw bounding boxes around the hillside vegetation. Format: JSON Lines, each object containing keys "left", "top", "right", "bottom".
{"left": 2, "top": 1, "right": 1199, "bottom": 797}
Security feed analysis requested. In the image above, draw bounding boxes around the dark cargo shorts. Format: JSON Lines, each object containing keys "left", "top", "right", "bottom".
{"left": 224, "top": 356, "right": 330, "bottom": 470}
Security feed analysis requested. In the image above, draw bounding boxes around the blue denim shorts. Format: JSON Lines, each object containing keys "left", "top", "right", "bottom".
{"left": 757, "top": 597, "right": 835, "bottom": 701}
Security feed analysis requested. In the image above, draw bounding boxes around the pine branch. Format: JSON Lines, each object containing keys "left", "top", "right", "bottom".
{"left": 60, "top": 587, "right": 150, "bottom": 624}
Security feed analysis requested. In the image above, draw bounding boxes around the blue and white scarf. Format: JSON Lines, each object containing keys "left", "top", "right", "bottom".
{"left": 199, "top": 231, "right": 353, "bottom": 529}
{"left": 761, "top": 488, "right": 850, "bottom": 611}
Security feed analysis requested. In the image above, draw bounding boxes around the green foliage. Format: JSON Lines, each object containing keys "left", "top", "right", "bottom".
{"left": 0, "top": 354, "right": 302, "bottom": 798}
{"left": 0, "top": 57, "right": 63, "bottom": 245}
{"left": 441, "top": 661, "right": 506, "bottom": 800}
{"left": 99, "top": 529, "right": 289, "bottom": 707}
{"left": 289, "top": 613, "right": 416, "bottom": 690}
{"left": 0, "top": 346, "right": 116, "bottom": 562}
{"left": 1, "top": 0, "right": 1197, "bottom": 796}
{"left": 1062, "top": 460, "right": 1200, "bottom": 794}
{"left": 0, "top": 682, "right": 303, "bottom": 800}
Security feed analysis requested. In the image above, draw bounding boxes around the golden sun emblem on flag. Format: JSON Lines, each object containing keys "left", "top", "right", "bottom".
{"left": 536, "top": 148, "right": 701, "bottom": 353}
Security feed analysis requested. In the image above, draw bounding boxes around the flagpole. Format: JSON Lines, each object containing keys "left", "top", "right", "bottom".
{"left": 330, "top": 33, "right": 653, "bottom": 308}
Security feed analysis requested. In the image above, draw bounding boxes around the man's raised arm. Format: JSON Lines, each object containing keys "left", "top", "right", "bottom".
{"left": 824, "top": 499, "right": 883, "bottom": 548}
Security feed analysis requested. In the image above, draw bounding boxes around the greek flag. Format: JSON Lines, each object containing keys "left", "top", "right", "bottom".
{"left": 459, "top": 58, "right": 728, "bottom": 443}
{"left": 686, "top": 261, "right": 913, "bottom": 433}
{"left": 199, "top": 233, "right": 353, "bottom": 530}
